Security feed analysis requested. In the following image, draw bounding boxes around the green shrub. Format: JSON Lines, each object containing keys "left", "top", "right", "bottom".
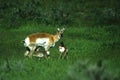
{"left": 0, "top": 0, "right": 120, "bottom": 28}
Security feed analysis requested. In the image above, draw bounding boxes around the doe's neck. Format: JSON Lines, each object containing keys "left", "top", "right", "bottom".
{"left": 53, "top": 33, "right": 61, "bottom": 42}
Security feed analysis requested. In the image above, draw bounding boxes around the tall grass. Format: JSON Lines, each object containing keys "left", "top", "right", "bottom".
{"left": 0, "top": 24, "right": 120, "bottom": 80}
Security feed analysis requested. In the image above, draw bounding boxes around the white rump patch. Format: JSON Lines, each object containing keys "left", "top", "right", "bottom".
{"left": 24, "top": 37, "right": 30, "bottom": 47}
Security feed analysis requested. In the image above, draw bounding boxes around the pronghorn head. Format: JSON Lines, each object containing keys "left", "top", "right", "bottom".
{"left": 57, "top": 28, "right": 65, "bottom": 38}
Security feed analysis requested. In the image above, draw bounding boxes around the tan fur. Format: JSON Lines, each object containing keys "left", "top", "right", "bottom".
{"left": 52, "top": 33, "right": 60, "bottom": 43}
{"left": 29, "top": 33, "right": 53, "bottom": 42}
{"left": 28, "top": 32, "right": 61, "bottom": 47}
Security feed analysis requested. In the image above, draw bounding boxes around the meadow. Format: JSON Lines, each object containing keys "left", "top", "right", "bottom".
{"left": 0, "top": 23, "right": 120, "bottom": 80}
{"left": 0, "top": 0, "right": 120, "bottom": 80}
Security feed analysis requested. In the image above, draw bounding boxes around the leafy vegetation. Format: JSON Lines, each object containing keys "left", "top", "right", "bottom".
{"left": 0, "top": 0, "right": 120, "bottom": 28}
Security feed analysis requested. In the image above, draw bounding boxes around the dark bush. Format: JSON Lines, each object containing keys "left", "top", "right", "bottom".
{"left": 67, "top": 60, "right": 120, "bottom": 80}
{"left": 0, "top": 0, "right": 120, "bottom": 28}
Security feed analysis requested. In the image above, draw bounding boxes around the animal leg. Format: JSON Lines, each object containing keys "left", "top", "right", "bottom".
{"left": 24, "top": 51, "right": 29, "bottom": 57}
{"left": 59, "top": 53, "right": 63, "bottom": 59}
{"left": 24, "top": 47, "right": 30, "bottom": 57}
{"left": 28, "top": 44, "right": 37, "bottom": 58}
{"left": 65, "top": 52, "right": 68, "bottom": 59}
{"left": 44, "top": 46, "right": 51, "bottom": 58}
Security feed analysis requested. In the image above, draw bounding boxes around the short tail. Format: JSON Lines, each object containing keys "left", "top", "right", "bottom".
{"left": 21, "top": 40, "right": 25, "bottom": 43}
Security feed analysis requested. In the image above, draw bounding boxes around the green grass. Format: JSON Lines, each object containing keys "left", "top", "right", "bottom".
{"left": 0, "top": 24, "right": 120, "bottom": 80}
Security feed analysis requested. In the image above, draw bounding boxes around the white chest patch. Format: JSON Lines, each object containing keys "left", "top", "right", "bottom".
{"left": 59, "top": 46, "right": 65, "bottom": 53}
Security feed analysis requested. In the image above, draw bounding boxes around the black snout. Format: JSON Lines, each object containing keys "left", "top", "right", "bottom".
{"left": 61, "top": 34, "right": 63, "bottom": 37}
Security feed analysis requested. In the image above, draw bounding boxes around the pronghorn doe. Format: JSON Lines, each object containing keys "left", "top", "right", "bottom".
{"left": 23, "top": 28, "right": 65, "bottom": 58}
{"left": 59, "top": 41, "right": 68, "bottom": 59}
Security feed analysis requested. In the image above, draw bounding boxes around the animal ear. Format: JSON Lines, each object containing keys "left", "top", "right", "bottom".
{"left": 21, "top": 40, "right": 25, "bottom": 43}
{"left": 57, "top": 28, "right": 60, "bottom": 31}
{"left": 62, "top": 28, "right": 65, "bottom": 31}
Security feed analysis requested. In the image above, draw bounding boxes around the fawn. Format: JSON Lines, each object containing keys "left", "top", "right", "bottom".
{"left": 59, "top": 41, "right": 68, "bottom": 59}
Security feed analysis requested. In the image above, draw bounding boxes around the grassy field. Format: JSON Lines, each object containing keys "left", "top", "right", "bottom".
{"left": 0, "top": 24, "right": 120, "bottom": 80}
